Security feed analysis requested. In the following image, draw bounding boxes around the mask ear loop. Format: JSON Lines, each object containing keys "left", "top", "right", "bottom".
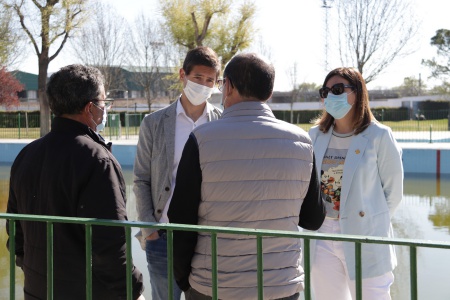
{"left": 319, "top": 96, "right": 325, "bottom": 109}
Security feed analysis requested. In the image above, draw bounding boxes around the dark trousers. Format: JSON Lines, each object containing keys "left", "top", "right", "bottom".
{"left": 185, "top": 287, "right": 300, "bottom": 300}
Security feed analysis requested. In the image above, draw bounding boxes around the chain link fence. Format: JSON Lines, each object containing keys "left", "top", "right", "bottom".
{"left": 1, "top": 110, "right": 449, "bottom": 143}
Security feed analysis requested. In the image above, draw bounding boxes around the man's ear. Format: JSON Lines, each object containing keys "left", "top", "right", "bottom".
{"left": 179, "top": 68, "right": 186, "bottom": 81}
{"left": 225, "top": 79, "right": 234, "bottom": 97}
{"left": 84, "top": 102, "right": 92, "bottom": 115}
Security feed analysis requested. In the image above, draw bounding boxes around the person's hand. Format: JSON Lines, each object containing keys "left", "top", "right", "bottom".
{"left": 145, "top": 231, "right": 159, "bottom": 241}
{"left": 137, "top": 295, "right": 145, "bottom": 300}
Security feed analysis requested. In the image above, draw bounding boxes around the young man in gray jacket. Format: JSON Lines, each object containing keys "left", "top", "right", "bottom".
{"left": 169, "top": 53, "right": 326, "bottom": 300}
{"left": 133, "top": 46, "right": 222, "bottom": 300}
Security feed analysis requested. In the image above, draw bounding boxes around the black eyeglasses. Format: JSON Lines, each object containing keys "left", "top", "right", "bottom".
{"left": 92, "top": 100, "right": 112, "bottom": 111}
{"left": 218, "top": 77, "right": 233, "bottom": 92}
{"left": 319, "top": 83, "right": 355, "bottom": 98}
{"left": 216, "top": 78, "right": 224, "bottom": 91}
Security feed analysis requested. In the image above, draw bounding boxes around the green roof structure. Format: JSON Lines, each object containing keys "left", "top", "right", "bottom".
{"left": 13, "top": 71, "right": 38, "bottom": 90}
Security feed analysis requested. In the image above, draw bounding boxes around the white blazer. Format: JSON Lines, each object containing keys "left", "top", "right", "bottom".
{"left": 309, "top": 121, "right": 403, "bottom": 279}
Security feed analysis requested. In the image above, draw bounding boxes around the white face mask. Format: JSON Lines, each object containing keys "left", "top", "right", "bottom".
{"left": 96, "top": 108, "right": 107, "bottom": 132}
{"left": 90, "top": 103, "right": 107, "bottom": 132}
{"left": 324, "top": 93, "right": 353, "bottom": 120}
{"left": 184, "top": 79, "right": 214, "bottom": 106}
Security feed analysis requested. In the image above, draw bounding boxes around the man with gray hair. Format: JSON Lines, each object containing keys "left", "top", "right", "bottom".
{"left": 6, "top": 64, "right": 145, "bottom": 300}
{"left": 168, "top": 53, "right": 325, "bottom": 300}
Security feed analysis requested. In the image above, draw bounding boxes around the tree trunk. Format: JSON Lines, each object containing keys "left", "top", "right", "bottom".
{"left": 38, "top": 55, "right": 50, "bottom": 137}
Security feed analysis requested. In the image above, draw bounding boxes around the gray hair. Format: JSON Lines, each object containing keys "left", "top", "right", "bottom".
{"left": 46, "top": 64, "right": 105, "bottom": 116}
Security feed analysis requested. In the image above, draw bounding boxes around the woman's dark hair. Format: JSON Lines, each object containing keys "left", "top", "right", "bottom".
{"left": 182, "top": 46, "right": 221, "bottom": 78}
{"left": 223, "top": 53, "right": 275, "bottom": 101}
{"left": 46, "top": 64, "right": 104, "bottom": 117}
{"left": 314, "top": 67, "right": 374, "bottom": 134}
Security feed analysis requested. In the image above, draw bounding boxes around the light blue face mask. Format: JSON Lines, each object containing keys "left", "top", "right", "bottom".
{"left": 96, "top": 108, "right": 107, "bottom": 132}
{"left": 324, "top": 93, "right": 352, "bottom": 120}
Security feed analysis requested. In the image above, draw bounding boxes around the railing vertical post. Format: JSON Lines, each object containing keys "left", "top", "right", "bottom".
{"left": 355, "top": 242, "right": 362, "bottom": 300}
{"left": 9, "top": 220, "right": 16, "bottom": 300}
{"left": 257, "top": 235, "right": 263, "bottom": 300}
{"left": 126, "top": 226, "right": 133, "bottom": 300}
{"left": 85, "top": 224, "right": 92, "bottom": 300}
{"left": 303, "top": 239, "right": 311, "bottom": 300}
{"left": 429, "top": 124, "right": 432, "bottom": 143}
{"left": 47, "top": 222, "right": 54, "bottom": 300}
{"left": 211, "top": 232, "right": 218, "bottom": 300}
{"left": 18, "top": 112, "right": 21, "bottom": 139}
{"left": 167, "top": 230, "right": 174, "bottom": 300}
{"left": 410, "top": 246, "right": 418, "bottom": 300}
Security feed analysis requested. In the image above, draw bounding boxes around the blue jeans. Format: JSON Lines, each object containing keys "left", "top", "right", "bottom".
{"left": 145, "top": 231, "right": 182, "bottom": 300}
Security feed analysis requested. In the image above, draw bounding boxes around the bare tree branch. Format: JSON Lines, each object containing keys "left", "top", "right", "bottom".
{"left": 70, "top": 1, "right": 129, "bottom": 92}
{"left": 336, "top": 0, "right": 419, "bottom": 83}
{"left": 8, "top": 0, "right": 87, "bottom": 135}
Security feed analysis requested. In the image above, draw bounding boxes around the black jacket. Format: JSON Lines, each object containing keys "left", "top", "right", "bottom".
{"left": 6, "top": 117, "right": 144, "bottom": 300}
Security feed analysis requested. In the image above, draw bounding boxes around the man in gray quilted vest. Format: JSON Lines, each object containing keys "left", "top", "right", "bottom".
{"left": 168, "top": 53, "right": 326, "bottom": 300}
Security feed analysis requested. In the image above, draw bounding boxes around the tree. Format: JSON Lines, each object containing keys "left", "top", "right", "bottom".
{"left": 127, "top": 13, "right": 176, "bottom": 110}
{"left": 395, "top": 76, "right": 426, "bottom": 97}
{"left": 0, "top": 67, "right": 24, "bottom": 107}
{"left": 248, "top": 33, "right": 274, "bottom": 62}
{"left": 6, "top": 0, "right": 86, "bottom": 136}
{"left": 0, "top": 4, "right": 25, "bottom": 67}
{"left": 429, "top": 82, "right": 450, "bottom": 95}
{"left": 297, "top": 82, "right": 322, "bottom": 94}
{"left": 70, "top": 1, "right": 128, "bottom": 93}
{"left": 159, "top": 0, "right": 256, "bottom": 67}
{"left": 422, "top": 29, "right": 450, "bottom": 80}
{"left": 335, "top": 0, "right": 418, "bottom": 83}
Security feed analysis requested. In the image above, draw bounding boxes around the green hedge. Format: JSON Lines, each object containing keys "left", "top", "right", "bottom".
{"left": 274, "top": 107, "right": 412, "bottom": 123}
{"left": 371, "top": 107, "right": 409, "bottom": 121}
{"left": 272, "top": 110, "right": 323, "bottom": 124}
{"left": 418, "top": 100, "right": 449, "bottom": 111}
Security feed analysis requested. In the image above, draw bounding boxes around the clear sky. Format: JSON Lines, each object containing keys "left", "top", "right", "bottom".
{"left": 17, "top": 0, "right": 449, "bottom": 92}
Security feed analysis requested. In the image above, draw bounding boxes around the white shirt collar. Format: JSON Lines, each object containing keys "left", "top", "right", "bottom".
{"left": 176, "top": 95, "right": 211, "bottom": 120}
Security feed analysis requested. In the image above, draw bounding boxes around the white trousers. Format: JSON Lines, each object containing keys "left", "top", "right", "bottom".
{"left": 311, "top": 218, "right": 394, "bottom": 300}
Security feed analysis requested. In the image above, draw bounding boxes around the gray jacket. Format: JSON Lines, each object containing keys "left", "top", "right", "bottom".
{"left": 168, "top": 101, "right": 325, "bottom": 299}
{"left": 133, "top": 99, "right": 221, "bottom": 240}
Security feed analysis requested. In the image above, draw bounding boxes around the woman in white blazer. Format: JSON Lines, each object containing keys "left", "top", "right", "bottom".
{"left": 308, "top": 67, "right": 403, "bottom": 300}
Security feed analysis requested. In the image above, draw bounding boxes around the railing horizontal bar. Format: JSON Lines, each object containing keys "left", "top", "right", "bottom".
{"left": 2, "top": 213, "right": 450, "bottom": 249}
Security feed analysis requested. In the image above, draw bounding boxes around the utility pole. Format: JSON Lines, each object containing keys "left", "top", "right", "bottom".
{"left": 322, "top": 0, "right": 334, "bottom": 71}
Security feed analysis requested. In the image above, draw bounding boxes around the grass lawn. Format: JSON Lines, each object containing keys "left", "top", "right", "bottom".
{"left": 0, "top": 119, "right": 448, "bottom": 139}
{"left": 0, "top": 128, "right": 41, "bottom": 139}
{"left": 297, "top": 119, "right": 449, "bottom": 132}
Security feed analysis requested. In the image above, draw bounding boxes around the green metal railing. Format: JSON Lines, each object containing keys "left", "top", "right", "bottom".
{"left": 2, "top": 213, "right": 450, "bottom": 300}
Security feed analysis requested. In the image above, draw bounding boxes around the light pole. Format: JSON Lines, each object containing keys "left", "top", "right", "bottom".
{"left": 321, "top": 0, "right": 334, "bottom": 71}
